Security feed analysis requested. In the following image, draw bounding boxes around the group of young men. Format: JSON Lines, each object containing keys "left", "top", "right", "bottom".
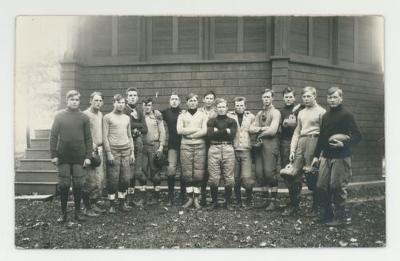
{"left": 50, "top": 85, "right": 361, "bottom": 227}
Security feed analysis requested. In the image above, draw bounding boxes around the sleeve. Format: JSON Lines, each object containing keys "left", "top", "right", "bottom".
{"left": 348, "top": 113, "right": 362, "bottom": 147}
{"left": 262, "top": 110, "right": 281, "bottom": 137}
{"left": 228, "top": 118, "right": 238, "bottom": 141}
{"left": 290, "top": 112, "right": 302, "bottom": 154}
{"left": 247, "top": 114, "right": 258, "bottom": 134}
{"left": 158, "top": 117, "right": 167, "bottom": 147}
{"left": 249, "top": 111, "right": 263, "bottom": 133}
{"left": 102, "top": 115, "right": 111, "bottom": 153}
{"left": 207, "top": 118, "right": 224, "bottom": 139}
{"left": 127, "top": 118, "right": 135, "bottom": 153}
{"left": 176, "top": 114, "right": 184, "bottom": 135}
{"left": 190, "top": 113, "right": 208, "bottom": 139}
{"left": 49, "top": 114, "right": 60, "bottom": 159}
{"left": 313, "top": 116, "right": 326, "bottom": 158}
{"left": 140, "top": 112, "right": 148, "bottom": 135}
{"left": 83, "top": 116, "right": 93, "bottom": 159}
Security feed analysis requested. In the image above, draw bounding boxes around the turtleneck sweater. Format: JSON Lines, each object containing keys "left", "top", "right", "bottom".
{"left": 162, "top": 106, "right": 182, "bottom": 150}
{"left": 207, "top": 114, "right": 237, "bottom": 142}
{"left": 50, "top": 108, "right": 92, "bottom": 164}
{"left": 313, "top": 105, "right": 362, "bottom": 158}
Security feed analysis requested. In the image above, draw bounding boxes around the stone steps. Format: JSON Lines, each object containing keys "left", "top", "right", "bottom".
{"left": 30, "top": 138, "right": 50, "bottom": 149}
{"left": 19, "top": 159, "right": 57, "bottom": 171}
{"left": 25, "top": 149, "right": 51, "bottom": 159}
{"left": 15, "top": 170, "right": 58, "bottom": 183}
{"left": 15, "top": 182, "right": 57, "bottom": 195}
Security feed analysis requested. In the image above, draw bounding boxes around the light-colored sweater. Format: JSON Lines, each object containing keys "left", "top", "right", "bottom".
{"left": 177, "top": 110, "right": 208, "bottom": 145}
{"left": 290, "top": 103, "right": 326, "bottom": 154}
{"left": 83, "top": 108, "right": 103, "bottom": 147}
{"left": 143, "top": 110, "right": 166, "bottom": 146}
{"left": 103, "top": 111, "right": 134, "bottom": 153}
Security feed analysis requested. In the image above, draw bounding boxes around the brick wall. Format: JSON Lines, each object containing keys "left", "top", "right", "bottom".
{"left": 288, "top": 62, "right": 384, "bottom": 181}
{"left": 77, "top": 62, "right": 272, "bottom": 114}
{"left": 64, "top": 60, "right": 384, "bottom": 182}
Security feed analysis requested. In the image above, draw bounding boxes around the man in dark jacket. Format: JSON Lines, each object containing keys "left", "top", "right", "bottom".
{"left": 50, "top": 90, "right": 92, "bottom": 223}
{"left": 124, "top": 87, "right": 148, "bottom": 206}
{"left": 312, "top": 86, "right": 362, "bottom": 226}
{"left": 279, "top": 87, "right": 304, "bottom": 216}
{"left": 162, "top": 92, "right": 184, "bottom": 206}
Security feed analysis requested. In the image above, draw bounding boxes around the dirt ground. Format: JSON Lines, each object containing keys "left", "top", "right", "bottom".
{"left": 14, "top": 185, "right": 385, "bottom": 249}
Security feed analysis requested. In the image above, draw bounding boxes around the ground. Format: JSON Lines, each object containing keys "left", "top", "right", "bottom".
{"left": 15, "top": 185, "right": 385, "bottom": 249}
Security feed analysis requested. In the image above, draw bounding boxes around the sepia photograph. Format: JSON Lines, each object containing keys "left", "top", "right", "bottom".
{"left": 12, "top": 14, "right": 386, "bottom": 250}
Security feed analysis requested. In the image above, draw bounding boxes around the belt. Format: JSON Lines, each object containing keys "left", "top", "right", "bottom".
{"left": 300, "top": 134, "right": 319, "bottom": 138}
{"left": 210, "top": 141, "right": 232, "bottom": 145}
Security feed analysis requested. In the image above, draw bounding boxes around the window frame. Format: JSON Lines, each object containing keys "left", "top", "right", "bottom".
{"left": 209, "top": 17, "right": 272, "bottom": 61}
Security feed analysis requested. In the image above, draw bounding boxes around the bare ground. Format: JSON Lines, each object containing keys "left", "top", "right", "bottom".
{"left": 15, "top": 185, "right": 385, "bottom": 249}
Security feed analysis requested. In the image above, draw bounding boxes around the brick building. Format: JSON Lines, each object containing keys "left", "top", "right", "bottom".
{"left": 57, "top": 16, "right": 385, "bottom": 183}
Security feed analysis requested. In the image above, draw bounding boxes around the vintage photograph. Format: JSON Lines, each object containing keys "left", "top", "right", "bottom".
{"left": 14, "top": 15, "right": 385, "bottom": 249}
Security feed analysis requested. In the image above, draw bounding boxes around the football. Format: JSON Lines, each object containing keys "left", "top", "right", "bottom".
{"left": 328, "top": 133, "right": 350, "bottom": 143}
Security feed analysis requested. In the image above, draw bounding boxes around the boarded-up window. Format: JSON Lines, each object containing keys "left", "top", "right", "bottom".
{"left": 312, "top": 17, "right": 330, "bottom": 59}
{"left": 215, "top": 17, "right": 238, "bottom": 53}
{"left": 290, "top": 17, "right": 308, "bottom": 55}
{"left": 338, "top": 17, "right": 355, "bottom": 63}
{"left": 357, "top": 17, "right": 373, "bottom": 65}
{"left": 92, "top": 17, "right": 112, "bottom": 56}
{"left": 152, "top": 17, "right": 173, "bottom": 55}
{"left": 178, "top": 18, "right": 200, "bottom": 55}
{"left": 243, "top": 17, "right": 266, "bottom": 52}
{"left": 117, "top": 17, "right": 139, "bottom": 55}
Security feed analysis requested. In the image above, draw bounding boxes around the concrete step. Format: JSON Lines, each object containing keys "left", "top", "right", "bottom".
{"left": 18, "top": 159, "right": 56, "bottom": 171}
{"left": 25, "top": 149, "right": 51, "bottom": 159}
{"left": 15, "top": 182, "right": 57, "bottom": 195}
{"left": 30, "top": 138, "right": 49, "bottom": 149}
{"left": 35, "top": 129, "right": 50, "bottom": 139}
{"left": 15, "top": 170, "right": 58, "bottom": 183}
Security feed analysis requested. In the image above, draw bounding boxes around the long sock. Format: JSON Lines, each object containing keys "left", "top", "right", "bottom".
{"left": 60, "top": 187, "right": 69, "bottom": 214}
{"left": 245, "top": 188, "right": 253, "bottom": 202}
{"left": 72, "top": 187, "right": 82, "bottom": 214}
{"left": 225, "top": 186, "right": 232, "bottom": 204}
{"left": 210, "top": 186, "right": 218, "bottom": 204}
{"left": 234, "top": 182, "right": 242, "bottom": 202}
{"left": 82, "top": 192, "right": 91, "bottom": 209}
{"left": 168, "top": 176, "right": 175, "bottom": 196}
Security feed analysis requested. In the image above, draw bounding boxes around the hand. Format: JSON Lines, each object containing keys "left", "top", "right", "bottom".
{"left": 329, "top": 139, "right": 344, "bottom": 148}
{"left": 214, "top": 127, "right": 218, "bottom": 132}
{"left": 311, "top": 157, "right": 319, "bottom": 168}
{"left": 83, "top": 158, "right": 91, "bottom": 168}
{"left": 226, "top": 128, "right": 231, "bottom": 134}
{"left": 282, "top": 120, "right": 288, "bottom": 127}
{"left": 130, "top": 154, "right": 135, "bottom": 165}
{"left": 157, "top": 146, "right": 163, "bottom": 153}
{"left": 107, "top": 153, "right": 114, "bottom": 165}
{"left": 51, "top": 157, "right": 59, "bottom": 166}
{"left": 289, "top": 152, "right": 295, "bottom": 162}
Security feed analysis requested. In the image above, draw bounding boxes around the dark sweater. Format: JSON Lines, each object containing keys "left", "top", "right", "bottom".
{"left": 207, "top": 115, "right": 237, "bottom": 142}
{"left": 124, "top": 104, "right": 148, "bottom": 137}
{"left": 50, "top": 108, "right": 93, "bottom": 164}
{"left": 313, "top": 105, "right": 362, "bottom": 159}
{"left": 162, "top": 107, "right": 182, "bottom": 150}
{"left": 280, "top": 104, "right": 304, "bottom": 139}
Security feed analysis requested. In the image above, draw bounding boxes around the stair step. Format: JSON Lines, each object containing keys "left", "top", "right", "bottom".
{"left": 30, "top": 138, "right": 49, "bottom": 149}
{"left": 15, "top": 182, "right": 57, "bottom": 195}
{"left": 25, "top": 149, "right": 51, "bottom": 159}
{"left": 35, "top": 129, "right": 51, "bottom": 139}
{"left": 15, "top": 170, "right": 58, "bottom": 182}
{"left": 19, "top": 159, "right": 56, "bottom": 171}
